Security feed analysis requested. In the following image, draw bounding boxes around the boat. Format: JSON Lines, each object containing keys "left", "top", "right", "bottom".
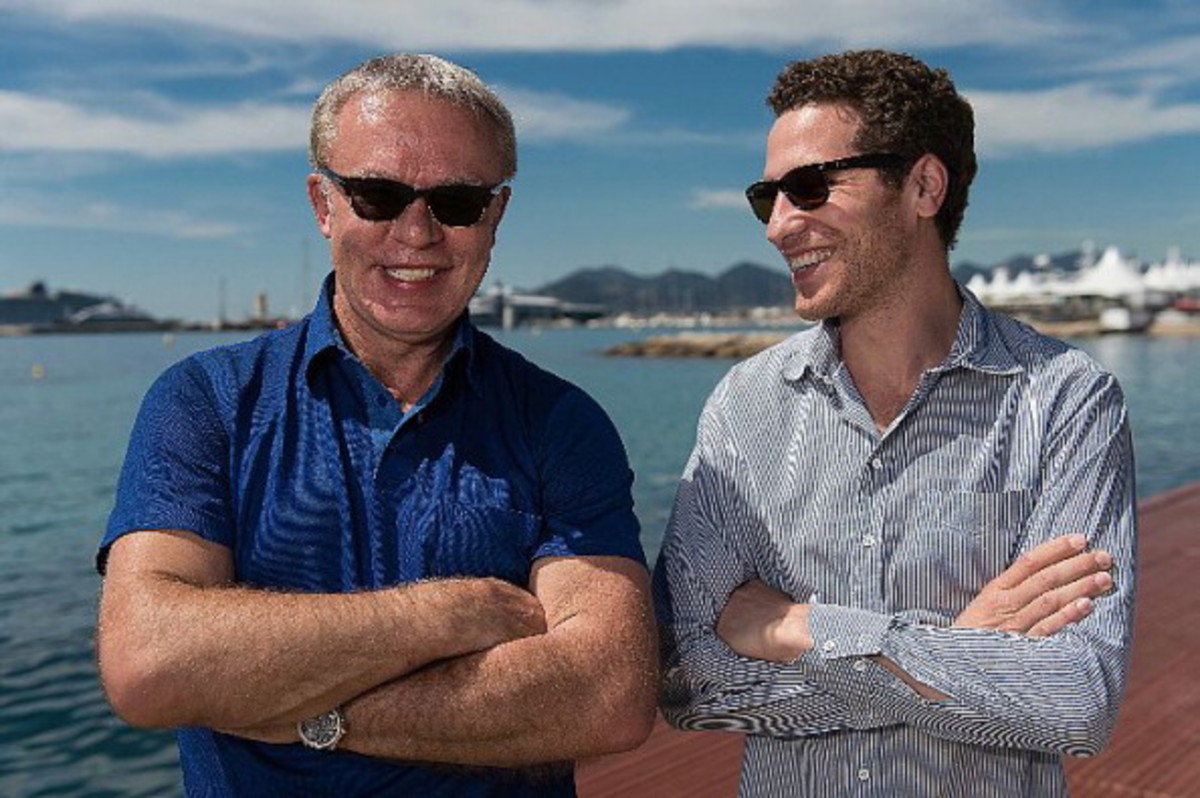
{"left": 0, "top": 281, "right": 168, "bottom": 334}
{"left": 469, "top": 284, "right": 606, "bottom": 328}
{"left": 1098, "top": 304, "right": 1155, "bottom": 334}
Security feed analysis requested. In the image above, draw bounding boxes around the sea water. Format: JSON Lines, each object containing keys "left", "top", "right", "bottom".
{"left": 0, "top": 327, "right": 1194, "bottom": 796}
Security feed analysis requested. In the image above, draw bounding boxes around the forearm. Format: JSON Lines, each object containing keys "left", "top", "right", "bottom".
{"left": 98, "top": 536, "right": 541, "bottom": 730}
{"left": 342, "top": 634, "right": 651, "bottom": 765}
{"left": 335, "top": 562, "right": 658, "bottom": 767}
{"left": 803, "top": 602, "right": 1131, "bottom": 755}
{"left": 659, "top": 633, "right": 877, "bottom": 737}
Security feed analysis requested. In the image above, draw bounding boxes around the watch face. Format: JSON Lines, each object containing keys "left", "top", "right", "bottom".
{"left": 299, "top": 709, "right": 344, "bottom": 750}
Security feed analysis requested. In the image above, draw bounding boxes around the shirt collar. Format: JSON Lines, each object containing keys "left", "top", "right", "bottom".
{"left": 781, "top": 282, "right": 1024, "bottom": 384}
{"left": 302, "top": 273, "right": 481, "bottom": 391}
{"left": 302, "top": 273, "right": 342, "bottom": 374}
{"left": 937, "top": 284, "right": 1024, "bottom": 376}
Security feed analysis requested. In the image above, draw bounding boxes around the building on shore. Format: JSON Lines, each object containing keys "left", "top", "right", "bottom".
{"left": 469, "top": 283, "right": 606, "bottom": 329}
{"left": 965, "top": 244, "right": 1200, "bottom": 333}
{"left": 0, "top": 281, "right": 169, "bottom": 334}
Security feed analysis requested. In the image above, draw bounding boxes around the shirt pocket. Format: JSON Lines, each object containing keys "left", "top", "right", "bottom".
{"left": 422, "top": 501, "right": 542, "bottom": 585}
{"left": 934, "top": 488, "right": 1036, "bottom": 582}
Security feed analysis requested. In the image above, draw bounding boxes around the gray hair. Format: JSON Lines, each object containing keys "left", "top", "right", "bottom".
{"left": 309, "top": 53, "right": 517, "bottom": 179}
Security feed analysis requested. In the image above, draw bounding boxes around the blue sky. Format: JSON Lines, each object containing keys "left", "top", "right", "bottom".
{"left": 3, "top": 0, "right": 1200, "bottom": 322}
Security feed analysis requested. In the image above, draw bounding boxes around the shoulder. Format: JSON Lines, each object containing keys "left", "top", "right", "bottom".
{"left": 987, "top": 309, "right": 1117, "bottom": 386}
{"left": 710, "top": 326, "right": 819, "bottom": 405}
{"left": 470, "top": 327, "right": 601, "bottom": 413}
{"left": 981, "top": 309, "right": 1127, "bottom": 422}
{"left": 149, "top": 323, "right": 308, "bottom": 414}
{"left": 468, "top": 328, "right": 627, "bottom": 452}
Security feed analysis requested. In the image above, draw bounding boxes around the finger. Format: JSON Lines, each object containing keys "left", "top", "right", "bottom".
{"left": 1027, "top": 596, "right": 1096, "bottom": 638}
{"left": 1002, "top": 548, "right": 1112, "bottom": 608}
{"left": 989, "top": 534, "right": 1089, "bottom": 590}
{"left": 1008, "top": 570, "right": 1113, "bottom": 633}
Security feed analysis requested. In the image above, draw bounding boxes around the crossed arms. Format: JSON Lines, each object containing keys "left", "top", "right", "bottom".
{"left": 655, "top": 371, "right": 1137, "bottom": 756}
{"left": 97, "top": 531, "right": 658, "bottom": 767}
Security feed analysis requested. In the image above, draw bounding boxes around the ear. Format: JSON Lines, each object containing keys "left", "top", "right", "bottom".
{"left": 307, "top": 174, "right": 334, "bottom": 239}
{"left": 909, "top": 154, "right": 949, "bottom": 221}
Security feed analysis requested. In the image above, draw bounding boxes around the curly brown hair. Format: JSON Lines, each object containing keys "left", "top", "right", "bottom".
{"left": 767, "top": 49, "right": 977, "bottom": 250}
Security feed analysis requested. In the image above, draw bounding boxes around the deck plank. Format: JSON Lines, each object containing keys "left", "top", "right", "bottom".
{"left": 577, "top": 482, "right": 1200, "bottom": 798}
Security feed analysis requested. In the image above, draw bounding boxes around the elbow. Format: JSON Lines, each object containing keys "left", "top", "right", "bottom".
{"left": 584, "top": 666, "right": 658, "bottom": 755}
{"left": 97, "top": 628, "right": 196, "bottom": 729}
{"left": 1055, "top": 710, "right": 1117, "bottom": 759}
{"left": 98, "top": 649, "right": 177, "bottom": 729}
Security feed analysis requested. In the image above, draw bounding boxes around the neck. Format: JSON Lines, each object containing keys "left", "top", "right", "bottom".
{"left": 336, "top": 316, "right": 457, "bottom": 412}
{"left": 839, "top": 273, "right": 962, "bottom": 432}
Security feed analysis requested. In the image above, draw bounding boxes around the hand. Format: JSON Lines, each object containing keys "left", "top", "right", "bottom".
{"left": 716, "top": 579, "right": 812, "bottom": 662}
{"left": 954, "top": 534, "right": 1113, "bottom": 637}
{"left": 418, "top": 577, "right": 548, "bottom": 656}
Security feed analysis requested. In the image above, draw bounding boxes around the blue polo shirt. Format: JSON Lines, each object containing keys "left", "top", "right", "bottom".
{"left": 100, "top": 278, "right": 644, "bottom": 797}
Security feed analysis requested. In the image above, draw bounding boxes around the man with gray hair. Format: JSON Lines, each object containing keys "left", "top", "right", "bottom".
{"left": 96, "top": 54, "right": 657, "bottom": 797}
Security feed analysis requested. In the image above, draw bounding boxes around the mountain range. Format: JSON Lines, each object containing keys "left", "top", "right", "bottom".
{"left": 531, "top": 250, "right": 1090, "bottom": 314}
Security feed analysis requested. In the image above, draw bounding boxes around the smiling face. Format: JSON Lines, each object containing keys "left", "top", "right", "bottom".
{"left": 762, "top": 104, "right": 918, "bottom": 324}
{"left": 308, "top": 89, "right": 510, "bottom": 357}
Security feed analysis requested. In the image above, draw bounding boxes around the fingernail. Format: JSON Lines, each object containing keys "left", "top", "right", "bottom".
{"left": 1069, "top": 534, "right": 1087, "bottom": 550}
{"left": 1076, "top": 597, "right": 1094, "bottom": 613}
{"left": 1096, "top": 551, "right": 1113, "bottom": 568}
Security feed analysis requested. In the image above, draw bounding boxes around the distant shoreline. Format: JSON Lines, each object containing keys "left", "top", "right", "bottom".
{"left": 605, "top": 318, "right": 1200, "bottom": 358}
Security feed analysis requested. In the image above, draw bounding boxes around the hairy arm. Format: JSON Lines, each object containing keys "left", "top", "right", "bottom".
{"left": 97, "top": 530, "right": 546, "bottom": 730}
{"left": 227, "top": 555, "right": 658, "bottom": 767}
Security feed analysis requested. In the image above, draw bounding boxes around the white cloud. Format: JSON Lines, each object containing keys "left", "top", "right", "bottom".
{"left": 689, "top": 189, "right": 748, "bottom": 210}
{"left": 0, "top": 196, "right": 245, "bottom": 239}
{"left": 0, "top": 83, "right": 635, "bottom": 157}
{"left": 496, "top": 86, "right": 631, "bottom": 141}
{"left": 969, "top": 82, "right": 1200, "bottom": 156}
{"left": 0, "top": 91, "right": 309, "bottom": 157}
{"left": 11, "top": 0, "right": 1076, "bottom": 51}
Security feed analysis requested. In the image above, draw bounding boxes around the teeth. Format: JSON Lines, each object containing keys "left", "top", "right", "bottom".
{"left": 788, "top": 248, "right": 832, "bottom": 273}
{"left": 385, "top": 268, "right": 436, "bottom": 282}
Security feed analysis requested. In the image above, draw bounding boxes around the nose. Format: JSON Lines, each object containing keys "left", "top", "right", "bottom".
{"left": 765, "top": 192, "right": 807, "bottom": 250}
{"left": 388, "top": 197, "right": 444, "bottom": 247}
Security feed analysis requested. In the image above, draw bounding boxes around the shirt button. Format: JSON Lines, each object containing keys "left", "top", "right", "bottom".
{"left": 822, "top": 639, "right": 837, "bottom": 653}
{"left": 857, "top": 767, "right": 871, "bottom": 781}
{"left": 870, "top": 457, "right": 883, "bottom": 470}
{"left": 853, "top": 659, "right": 868, "bottom": 673}
{"left": 862, "top": 534, "right": 877, "bottom": 548}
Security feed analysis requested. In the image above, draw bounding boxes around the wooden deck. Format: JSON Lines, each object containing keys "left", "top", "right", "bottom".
{"left": 577, "top": 481, "right": 1200, "bottom": 798}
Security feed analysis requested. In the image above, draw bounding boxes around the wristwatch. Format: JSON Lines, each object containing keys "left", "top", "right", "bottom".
{"left": 297, "top": 707, "right": 346, "bottom": 751}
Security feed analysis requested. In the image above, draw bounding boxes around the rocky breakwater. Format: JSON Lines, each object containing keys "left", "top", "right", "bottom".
{"left": 605, "top": 331, "right": 790, "bottom": 359}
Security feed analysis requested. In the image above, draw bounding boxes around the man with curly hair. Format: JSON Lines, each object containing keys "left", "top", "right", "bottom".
{"left": 655, "top": 50, "right": 1136, "bottom": 797}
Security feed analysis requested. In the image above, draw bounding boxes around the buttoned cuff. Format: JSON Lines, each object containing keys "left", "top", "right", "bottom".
{"left": 806, "top": 603, "right": 894, "bottom": 660}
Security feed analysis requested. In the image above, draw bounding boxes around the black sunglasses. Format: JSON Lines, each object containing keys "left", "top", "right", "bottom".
{"left": 318, "top": 167, "right": 504, "bottom": 227}
{"left": 745, "top": 153, "right": 908, "bottom": 224}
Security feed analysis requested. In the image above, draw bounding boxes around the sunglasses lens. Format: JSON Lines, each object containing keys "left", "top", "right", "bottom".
{"left": 745, "top": 166, "right": 831, "bottom": 224}
{"left": 344, "top": 179, "right": 417, "bottom": 222}
{"left": 426, "top": 186, "right": 496, "bottom": 227}
{"left": 779, "top": 167, "right": 830, "bottom": 211}
{"left": 746, "top": 184, "right": 778, "bottom": 224}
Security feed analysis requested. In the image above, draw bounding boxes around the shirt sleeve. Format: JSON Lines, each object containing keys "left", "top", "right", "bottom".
{"left": 535, "top": 386, "right": 646, "bottom": 566}
{"left": 804, "top": 371, "right": 1137, "bottom": 756}
{"left": 654, "top": 384, "right": 894, "bottom": 736}
{"left": 98, "top": 357, "right": 234, "bottom": 572}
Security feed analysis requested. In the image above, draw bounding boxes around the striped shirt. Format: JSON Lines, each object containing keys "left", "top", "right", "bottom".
{"left": 653, "top": 288, "right": 1137, "bottom": 797}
